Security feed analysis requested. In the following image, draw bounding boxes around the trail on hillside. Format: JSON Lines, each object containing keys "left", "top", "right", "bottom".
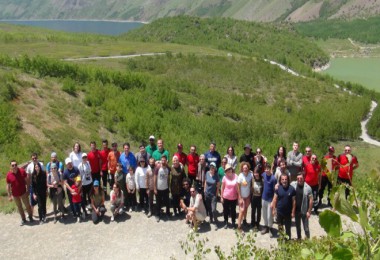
{"left": 63, "top": 53, "right": 165, "bottom": 61}
{"left": 360, "top": 101, "right": 380, "bottom": 146}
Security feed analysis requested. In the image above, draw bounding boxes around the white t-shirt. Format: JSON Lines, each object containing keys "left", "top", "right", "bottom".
{"left": 237, "top": 172, "right": 253, "bottom": 198}
{"left": 78, "top": 162, "right": 92, "bottom": 186}
{"left": 26, "top": 161, "right": 45, "bottom": 174}
{"left": 135, "top": 166, "right": 148, "bottom": 189}
{"left": 190, "top": 194, "right": 206, "bottom": 221}
{"left": 110, "top": 190, "right": 124, "bottom": 206}
{"left": 155, "top": 166, "right": 169, "bottom": 191}
{"left": 69, "top": 151, "right": 83, "bottom": 168}
{"left": 126, "top": 173, "right": 136, "bottom": 190}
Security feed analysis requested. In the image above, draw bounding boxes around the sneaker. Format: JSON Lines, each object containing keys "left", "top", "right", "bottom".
{"left": 118, "top": 208, "right": 124, "bottom": 214}
{"left": 111, "top": 216, "right": 115, "bottom": 222}
{"left": 82, "top": 212, "right": 86, "bottom": 219}
{"left": 147, "top": 212, "right": 152, "bottom": 218}
{"left": 43, "top": 217, "right": 47, "bottom": 223}
{"left": 20, "top": 219, "right": 26, "bottom": 226}
{"left": 39, "top": 220, "right": 43, "bottom": 225}
{"left": 155, "top": 216, "right": 160, "bottom": 223}
{"left": 129, "top": 208, "right": 133, "bottom": 213}
{"left": 86, "top": 204, "right": 92, "bottom": 210}
{"left": 269, "top": 228, "right": 275, "bottom": 238}
{"left": 243, "top": 220, "right": 248, "bottom": 226}
{"left": 54, "top": 217, "right": 58, "bottom": 224}
{"left": 77, "top": 217, "right": 81, "bottom": 223}
{"left": 28, "top": 216, "right": 34, "bottom": 222}
{"left": 261, "top": 227, "right": 269, "bottom": 235}
{"left": 224, "top": 222, "right": 228, "bottom": 229}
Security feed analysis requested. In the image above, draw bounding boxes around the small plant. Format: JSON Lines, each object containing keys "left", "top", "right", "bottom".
{"left": 61, "top": 78, "right": 77, "bottom": 96}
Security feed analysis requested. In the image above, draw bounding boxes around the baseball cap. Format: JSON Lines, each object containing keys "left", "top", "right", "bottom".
{"left": 149, "top": 135, "right": 155, "bottom": 140}
{"left": 51, "top": 152, "right": 57, "bottom": 158}
{"left": 82, "top": 153, "right": 88, "bottom": 158}
{"left": 65, "top": 158, "right": 72, "bottom": 165}
{"left": 225, "top": 164, "right": 233, "bottom": 171}
{"left": 210, "top": 162, "right": 216, "bottom": 168}
{"left": 93, "top": 180, "right": 100, "bottom": 187}
{"left": 244, "top": 144, "right": 251, "bottom": 150}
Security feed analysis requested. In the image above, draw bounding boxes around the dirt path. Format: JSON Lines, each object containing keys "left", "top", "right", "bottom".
{"left": 63, "top": 53, "right": 165, "bottom": 61}
{"left": 360, "top": 100, "right": 380, "bottom": 146}
{"left": 0, "top": 200, "right": 328, "bottom": 259}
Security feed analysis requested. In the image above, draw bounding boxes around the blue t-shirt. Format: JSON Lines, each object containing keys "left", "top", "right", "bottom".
{"left": 262, "top": 172, "right": 277, "bottom": 202}
{"left": 119, "top": 152, "right": 137, "bottom": 174}
{"left": 63, "top": 166, "right": 80, "bottom": 186}
{"left": 204, "top": 151, "right": 221, "bottom": 169}
{"left": 276, "top": 185, "right": 296, "bottom": 216}
{"left": 205, "top": 171, "right": 219, "bottom": 196}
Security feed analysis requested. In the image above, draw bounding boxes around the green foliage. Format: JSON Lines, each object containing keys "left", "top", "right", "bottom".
{"left": 319, "top": 210, "right": 342, "bottom": 238}
{"left": 61, "top": 77, "right": 77, "bottom": 96}
{"left": 295, "top": 16, "right": 380, "bottom": 44}
{"left": 124, "top": 16, "right": 329, "bottom": 71}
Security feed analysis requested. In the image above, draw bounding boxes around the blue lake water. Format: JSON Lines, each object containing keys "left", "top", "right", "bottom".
{"left": 0, "top": 20, "right": 144, "bottom": 35}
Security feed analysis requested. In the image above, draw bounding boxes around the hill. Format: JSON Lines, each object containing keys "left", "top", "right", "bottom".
{"left": 0, "top": 0, "right": 379, "bottom": 22}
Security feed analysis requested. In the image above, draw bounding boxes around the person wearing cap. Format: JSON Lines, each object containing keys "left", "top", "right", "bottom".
{"left": 287, "top": 142, "right": 303, "bottom": 182}
{"left": 31, "top": 162, "right": 48, "bottom": 224}
{"left": 69, "top": 142, "right": 83, "bottom": 168}
{"left": 239, "top": 144, "right": 255, "bottom": 170}
{"left": 118, "top": 142, "right": 137, "bottom": 174}
{"left": 337, "top": 145, "right": 359, "bottom": 199}
{"left": 107, "top": 142, "right": 121, "bottom": 190}
{"left": 135, "top": 157, "right": 149, "bottom": 212}
{"left": 204, "top": 141, "right": 221, "bottom": 169}
{"left": 174, "top": 143, "right": 187, "bottom": 166}
{"left": 47, "top": 162, "right": 65, "bottom": 222}
{"left": 224, "top": 146, "right": 237, "bottom": 171}
{"left": 152, "top": 139, "right": 170, "bottom": 162}
{"left": 304, "top": 154, "right": 321, "bottom": 214}
{"left": 319, "top": 146, "right": 338, "bottom": 207}
{"left": 221, "top": 163, "right": 238, "bottom": 229}
{"left": 290, "top": 173, "right": 313, "bottom": 240}
{"left": 46, "top": 152, "right": 64, "bottom": 174}
{"left": 90, "top": 180, "right": 106, "bottom": 224}
{"left": 63, "top": 157, "right": 81, "bottom": 216}
{"left": 154, "top": 154, "right": 171, "bottom": 222}
{"left": 135, "top": 143, "right": 151, "bottom": 165}
{"left": 171, "top": 155, "right": 186, "bottom": 216}
{"left": 78, "top": 152, "right": 92, "bottom": 217}
{"left": 146, "top": 135, "right": 157, "bottom": 156}
{"left": 186, "top": 145, "right": 199, "bottom": 184}
{"left": 87, "top": 141, "right": 102, "bottom": 183}
{"left": 71, "top": 176, "right": 83, "bottom": 223}
{"left": 204, "top": 162, "right": 219, "bottom": 226}
{"left": 99, "top": 139, "right": 111, "bottom": 196}
{"left": 7, "top": 160, "right": 34, "bottom": 225}
{"left": 237, "top": 162, "right": 253, "bottom": 231}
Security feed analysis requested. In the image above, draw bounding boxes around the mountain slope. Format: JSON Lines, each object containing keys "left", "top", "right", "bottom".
{"left": 0, "top": 0, "right": 379, "bottom": 22}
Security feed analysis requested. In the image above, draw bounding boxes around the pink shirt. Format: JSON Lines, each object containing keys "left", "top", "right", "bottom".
{"left": 222, "top": 174, "right": 238, "bottom": 200}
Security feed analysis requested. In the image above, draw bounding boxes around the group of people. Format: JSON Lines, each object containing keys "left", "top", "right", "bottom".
{"left": 6, "top": 136, "right": 359, "bottom": 240}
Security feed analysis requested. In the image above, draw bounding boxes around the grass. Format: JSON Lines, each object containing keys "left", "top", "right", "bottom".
{"left": 323, "top": 58, "right": 380, "bottom": 91}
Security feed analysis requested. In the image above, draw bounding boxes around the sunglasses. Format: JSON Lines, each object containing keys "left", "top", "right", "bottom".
{"left": 11, "top": 164, "right": 17, "bottom": 167}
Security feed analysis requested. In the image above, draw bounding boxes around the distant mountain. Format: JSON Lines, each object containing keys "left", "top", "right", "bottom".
{"left": 0, "top": 0, "right": 379, "bottom": 22}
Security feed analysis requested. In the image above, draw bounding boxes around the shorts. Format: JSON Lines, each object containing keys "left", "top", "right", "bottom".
{"left": 239, "top": 197, "right": 251, "bottom": 210}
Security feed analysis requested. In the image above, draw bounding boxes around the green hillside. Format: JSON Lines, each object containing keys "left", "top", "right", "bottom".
{"left": 0, "top": 0, "right": 379, "bottom": 22}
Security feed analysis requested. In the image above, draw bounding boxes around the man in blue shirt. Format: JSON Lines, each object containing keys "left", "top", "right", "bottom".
{"left": 63, "top": 158, "right": 80, "bottom": 216}
{"left": 204, "top": 141, "right": 221, "bottom": 169}
{"left": 272, "top": 173, "right": 296, "bottom": 240}
{"left": 119, "top": 142, "right": 137, "bottom": 174}
{"left": 261, "top": 163, "right": 277, "bottom": 237}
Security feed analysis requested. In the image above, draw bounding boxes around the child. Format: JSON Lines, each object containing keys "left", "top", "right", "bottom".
{"left": 115, "top": 163, "right": 127, "bottom": 208}
{"left": 71, "top": 176, "right": 82, "bottom": 223}
{"left": 126, "top": 166, "right": 137, "bottom": 212}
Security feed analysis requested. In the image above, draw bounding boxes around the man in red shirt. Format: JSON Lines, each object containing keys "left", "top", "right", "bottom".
{"left": 174, "top": 143, "right": 187, "bottom": 166}
{"left": 302, "top": 147, "right": 312, "bottom": 170}
{"left": 6, "top": 160, "right": 33, "bottom": 225}
{"left": 99, "top": 139, "right": 111, "bottom": 196}
{"left": 87, "top": 141, "right": 102, "bottom": 183}
{"left": 304, "top": 154, "right": 321, "bottom": 214}
{"left": 186, "top": 145, "right": 199, "bottom": 185}
{"left": 107, "top": 142, "right": 121, "bottom": 190}
{"left": 337, "top": 145, "right": 359, "bottom": 199}
{"left": 319, "top": 146, "right": 338, "bottom": 207}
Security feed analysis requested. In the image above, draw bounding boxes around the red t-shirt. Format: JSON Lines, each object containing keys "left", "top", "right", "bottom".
{"left": 302, "top": 155, "right": 311, "bottom": 169}
{"left": 87, "top": 149, "right": 101, "bottom": 174}
{"left": 99, "top": 148, "right": 111, "bottom": 171}
{"left": 71, "top": 185, "right": 82, "bottom": 203}
{"left": 174, "top": 152, "right": 187, "bottom": 166}
{"left": 186, "top": 153, "right": 199, "bottom": 177}
{"left": 337, "top": 154, "right": 358, "bottom": 180}
{"left": 304, "top": 163, "right": 321, "bottom": 187}
{"left": 322, "top": 154, "right": 338, "bottom": 177}
{"left": 6, "top": 168, "right": 27, "bottom": 197}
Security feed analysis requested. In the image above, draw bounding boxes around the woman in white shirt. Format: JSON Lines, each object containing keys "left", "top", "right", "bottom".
{"left": 135, "top": 157, "right": 149, "bottom": 213}
{"left": 78, "top": 153, "right": 92, "bottom": 217}
{"left": 69, "top": 142, "right": 83, "bottom": 168}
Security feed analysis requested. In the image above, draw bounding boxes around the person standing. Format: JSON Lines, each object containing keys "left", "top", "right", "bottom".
{"left": 304, "top": 154, "right": 321, "bottom": 214}
{"left": 204, "top": 141, "right": 221, "bottom": 169}
{"left": 337, "top": 145, "right": 359, "bottom": 199}
{"left": 46, "top": 152, "right": 64, "bottom": 176}
{"left": 196, "top": 154, "right": 209, "bottom": 194}
{"left": 146, "top": 135, "right": 157, "bottom": 156}
{"left": 145, "top": 158, "right": 156, "bottom": 217}
{"left": 204, "top": 162, "right": 219, "bottom": 226}
{"left": 251, "top": 166, "right": 263, "bottom": 232}
{"left": 287, "top": 142, "right": 303, "bottom": 182}
{"left": 319, "top": 146, "right": 338, "bottom": 207}
{"left": 224, "top": 146, "right": 237, "bottom": 171}
{"left": 171, "top": 156, "right": 186, "bottom": 216}
{"left": 271, "top": 146, "right": 286, "bottom": 174}
{"left": 290, "top": 173, "right": 313, "bottom": 240}
{"left": 186, "top": 145, "right": 199, "bottom": 184}
{"left": 119, "top": 142, "right": 137, "bottom": 174}
{"left": 69, "top": 142, "right": 83, "bottom": 168}
{"left": 6, "top": 160, "right": 33, "bottom": 225}
{"left": 115, "top": 163, "right": 127, "bottom": 209}
{"left": 152, "top": 139, "right": 170, "bottom": 162}
{"left": 47, "top": 163, "right": 65, "bottom": 223}
{"left": 31, "top": 163, "right": 47, "bottom": 224}
{"left": 87, "top": 141, "right": 102, "bottom": 183}
{"left": 154, "top": 155, "right": 171, "bottom": 222}
{"left": 237, "top": 162, "right": 253, "bottom": 231}
{"left": 239, "top": 144, "right": 255, "bottom": 170}
{"left": 107, "top": 142, "right": 120, "bottom": 190}
{"left": 261, "top": 163, "right": 277, "bottom": 237}
{"left": 78, "top": 153, "right": 92, "bottom": 216}
{"left": 135, "top": 143, "right": 151, "bottom": 165}
{"left": 126, "top": 166, "right": 137, "bottom": 212}
{"left": 174, "top": 143, "right": 187, "bottom": 166}
{"left": 135, "top": 157, "right": 149, "bottom": 212}
{"left": 221, "top": 164, "right": 239, "bottom": 229}
{"left": 253, "top": 147, "right": 266, "bottom": 174}
{"left": 272, "top": 174, "right": 296, "bottom": 240}
{"left": 110, "top": 183, "right": 124, "bottom": 222}
{"left": 63, "top": 158, "right": 80, "bottom": 217}
{"left": 25, "top": 153, "right": 44, "bottom": 215}
{"left": 302, "top": 147, "right": 313, "bottom": 171}
{"left": 99, "top": 140, "right": 111, "bottom": 196}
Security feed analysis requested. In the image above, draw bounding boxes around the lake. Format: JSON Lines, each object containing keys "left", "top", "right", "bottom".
{"left": 0, "top": 20, "right": 144, "bottom": 35}
{"left": 324, "top": 57, "right": 380, "bottom": 91}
